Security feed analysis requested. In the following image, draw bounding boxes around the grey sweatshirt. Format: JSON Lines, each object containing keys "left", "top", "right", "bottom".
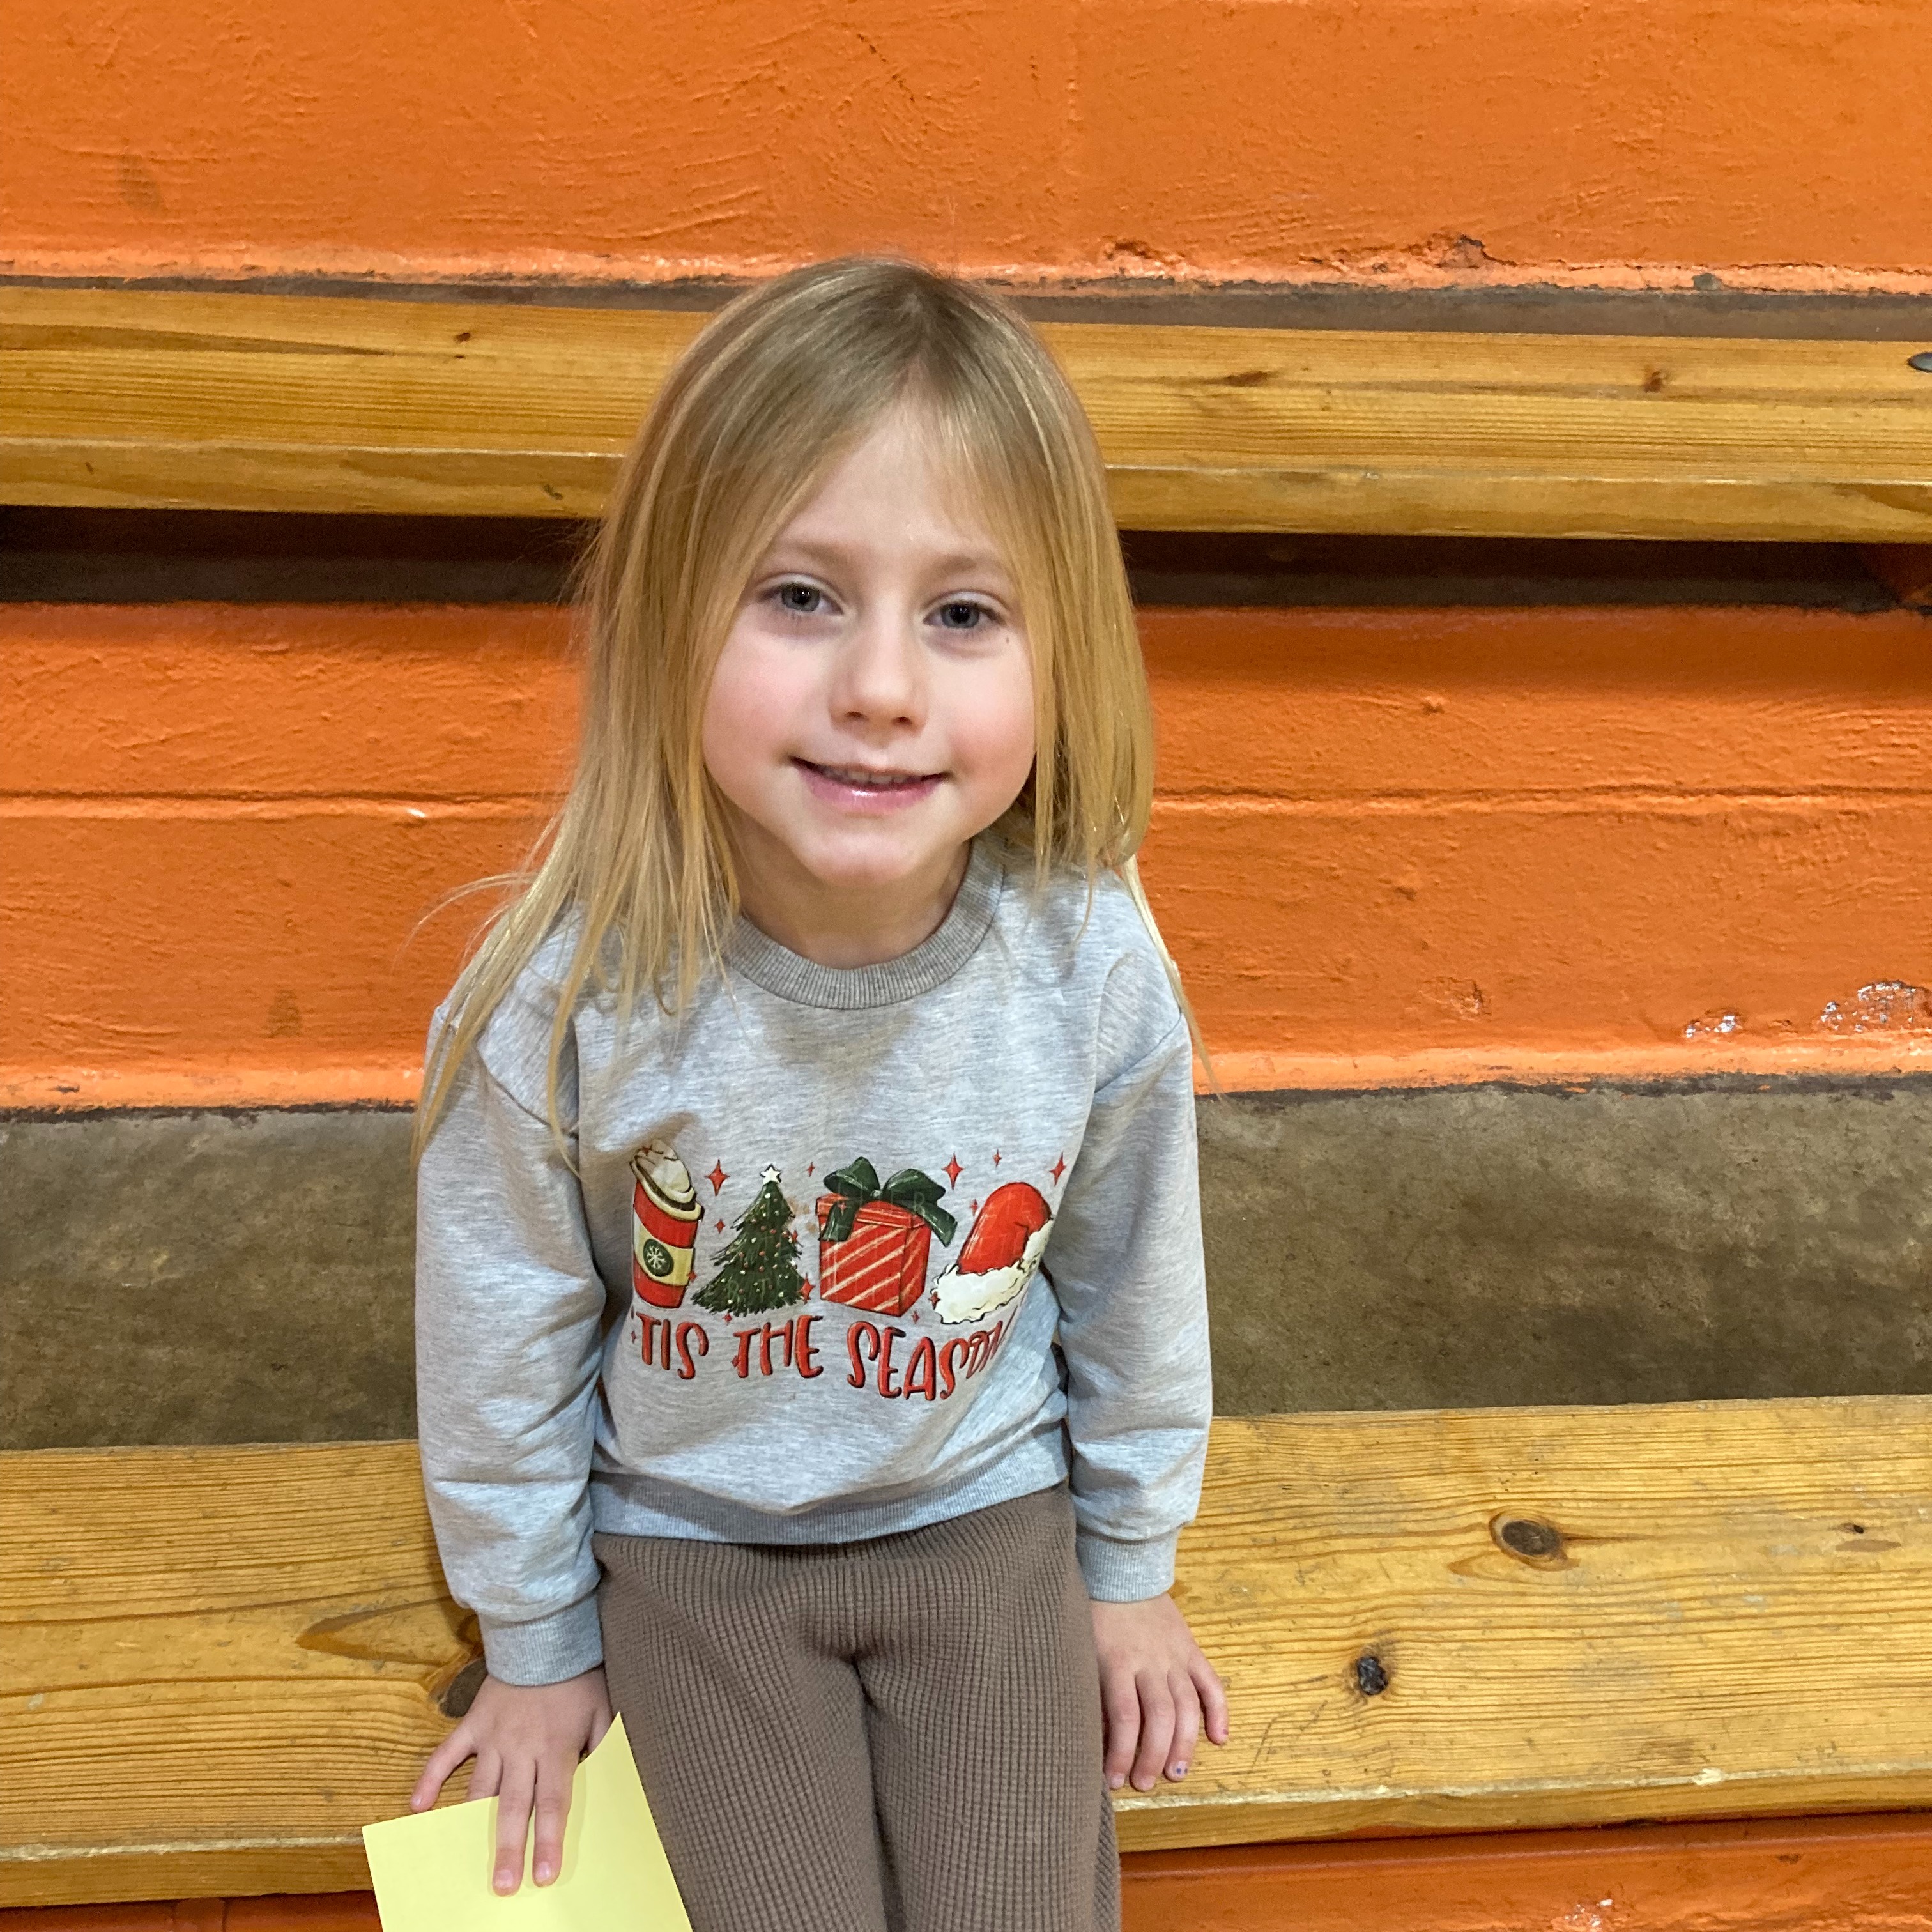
{"left": 416, "top": 838, "right": 1211, "bottom": 1687}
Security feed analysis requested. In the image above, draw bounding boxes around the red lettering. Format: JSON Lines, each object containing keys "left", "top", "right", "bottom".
{"left": 675, "top": 1322, "right": 709, "bottom": 1381}
{"left": 795, "top": 1313, "right": 823, "bottom": 1379}
{"left": 963, "top": 1331, "right": 989, "bottom": 1377}
{"left": 848, "top": 1320, "right": 881, "bottom": 1388}
{"left": 877, "top": 1325, "right": 907, "bottom": 1399}
{"left": 732, "top": 1328, "right": 756, "bottom": 1379}
{"left": 902, "top": 1336, "right": 937, "bottom": 1402}
{"left": 939, "top": 1338, "right": 966, "bottom": 1400}
{"left": 759, "top": 1319, "right": 793, "bottom": 1377}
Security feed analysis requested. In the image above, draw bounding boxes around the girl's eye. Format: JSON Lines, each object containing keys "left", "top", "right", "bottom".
{"left": 775, "top": 582, "right": 826, "bottom": 615}
{"left": 934, "top": 599, "right": 992, "bottom": 632}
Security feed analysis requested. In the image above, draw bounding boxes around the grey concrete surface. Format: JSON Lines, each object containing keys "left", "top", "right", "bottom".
{"left": 3, "top": 1080, "right": 1928, "bottom": 1448}
{"left": 1199, "top": 1079, "right": 1932, "bottom": 1414}
{"left": 1, "top": 1108, "right": 417, "bottom": 1448}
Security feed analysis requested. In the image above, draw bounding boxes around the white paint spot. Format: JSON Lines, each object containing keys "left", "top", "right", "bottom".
{"left": 27, "top": 1693, "right": 44, "bottom": 1710}
{"left": 1682, "top": 1009, "right": 1740, "bottom": 1040}
{"left": 1553, "top": 1899, "right": 1617, "bottom": 1931}
{"left": 1693, "top": 1766, "right": 1724, "bottom": 1785}
{"left": 406, "top": 807, "right": 429, "bottom": 822}
{"left": 1819, "top": 981, "right": 1930, "bottom": 1034}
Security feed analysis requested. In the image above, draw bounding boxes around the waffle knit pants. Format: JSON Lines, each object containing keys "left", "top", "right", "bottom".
{"left": 594, "top": 1483, "right": 1121, "bottom": 1932}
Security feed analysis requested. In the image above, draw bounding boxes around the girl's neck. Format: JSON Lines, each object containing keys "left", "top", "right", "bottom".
{"left": 731, "top": 836, "right": 974, "bottom": 970}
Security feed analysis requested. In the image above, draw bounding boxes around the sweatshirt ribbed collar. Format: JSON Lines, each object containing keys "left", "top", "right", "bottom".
{"left": 723, "top": 839, "right": 1004, "bottom": 1011}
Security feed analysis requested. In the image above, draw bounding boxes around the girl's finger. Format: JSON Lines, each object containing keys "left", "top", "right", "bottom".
{"left": 1102, "top": 1673, "right": 1141, "bottom": 1790}
{"left": 1130, "top": 1673, "right": 1175, "bottom": 1792}
{"left": 1165, "top": 1671, "right": 1202, "bottom": 1779}
{"left": 493, "top": 1762, "right": 537, "bottom": 1896}
{"left": 410, "top": 1723, "right": 473, "bottom": 1813}
{"left": 1195, "top": 1655, "right": 1230, "bottom": 1745}
{"left": 588, "top": 1703, "right": 615, "bottom": 1751}
{"left": 530, "top": 1753, "right": 575, "bottom": 1887}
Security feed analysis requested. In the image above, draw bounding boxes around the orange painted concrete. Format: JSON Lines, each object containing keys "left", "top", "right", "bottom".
{"left": 4, "top": 602, "right": 1931, "bottom": 1108}
{"left": 9, "top": 1811, "right": 1932, "bottom": 1929}
{"left": 4, "top": 1, "right": 1931, "bottom": 290}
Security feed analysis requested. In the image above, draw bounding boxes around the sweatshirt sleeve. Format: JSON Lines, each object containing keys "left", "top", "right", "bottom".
{"left": 415, "top": 1008, "right": 609, "bottom": 1685}
{"left": 1045, "top": 961, "right": 1212, "bottom": 1602}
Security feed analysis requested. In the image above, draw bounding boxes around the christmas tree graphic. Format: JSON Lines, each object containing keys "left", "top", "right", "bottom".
{"left": 694, "top": 1165, "right": 810, "bottom": 1317}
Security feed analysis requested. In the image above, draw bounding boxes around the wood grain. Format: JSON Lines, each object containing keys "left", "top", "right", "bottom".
{"left": 1120, "top": 1398, "right": 1932, "bottom": 1851}
{"left": 5, "top": 287, "right": 1932, "bottom": 537}
{"left": 1, "top": 1443, "right": 475, "bottom": 1907}
{"left": 8, "top": 1400, "right": 1932, "bottom": 1905}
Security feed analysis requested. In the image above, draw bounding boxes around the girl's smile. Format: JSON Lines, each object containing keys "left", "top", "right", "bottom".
{"left": 793, "top": 759, "right": 945, "bottom": 811}
{"left": 702, "top": 401, "right": 1037, "bottom": 967}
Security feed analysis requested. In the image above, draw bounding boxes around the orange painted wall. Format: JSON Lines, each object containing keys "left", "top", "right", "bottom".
{"left": 9, "top": 1811, "right": 1932, "bottom": 1929}
{"left": 5, "top": 601, "right": 1929, "bottom": 1109}
{"left": 4, "top": 0, "right": 1931, "bottom": 289}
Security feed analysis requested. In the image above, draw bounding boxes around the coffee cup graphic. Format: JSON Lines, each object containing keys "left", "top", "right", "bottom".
{"left": 630, "top": 1142, "right": 702, "bottom": 1308}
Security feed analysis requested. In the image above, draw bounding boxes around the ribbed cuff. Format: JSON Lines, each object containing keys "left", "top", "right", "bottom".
{"left": 1077, "top": 1528, "right": 1179, "bottom": 1602}
{"left": 479, "top": 1594, "right": 605, "bottom": 1687}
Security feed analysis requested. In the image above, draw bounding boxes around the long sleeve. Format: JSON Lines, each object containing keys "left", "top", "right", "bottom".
{"left": 1045, "top": 976, "right": 1212, "bottom": 1602}
{"left": 415, "top": 1022, "right": 610, "bottom": 1685}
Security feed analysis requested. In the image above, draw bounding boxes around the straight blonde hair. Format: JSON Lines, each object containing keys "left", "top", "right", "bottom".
{"left": 416, "top": 257, "right": 1182, "bottom": 1157}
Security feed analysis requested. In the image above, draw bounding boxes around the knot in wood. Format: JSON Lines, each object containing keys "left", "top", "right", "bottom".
{"left": 439, "top": 1657, "right": 487, "bottom": 1719}
{"left": 1354, "top": 1653, "right": 1390, "bottom": 1697}
{"left": 1494, "top": 1516, "right": 1564, "bottom": 1561}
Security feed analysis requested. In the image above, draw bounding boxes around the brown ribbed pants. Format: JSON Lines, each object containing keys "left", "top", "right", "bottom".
{"left": 593, "top": 1485, "right": 1119, "bottom": 1932}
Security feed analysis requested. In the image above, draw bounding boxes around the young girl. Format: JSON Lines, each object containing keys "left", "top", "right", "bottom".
{"left": 408, "top": 257, "right": 1226, "bottom": 1931}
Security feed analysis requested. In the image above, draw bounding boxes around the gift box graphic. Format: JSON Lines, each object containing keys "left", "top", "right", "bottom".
{"left": 815, "top": 1158, "right": 957, "bottom": 1316}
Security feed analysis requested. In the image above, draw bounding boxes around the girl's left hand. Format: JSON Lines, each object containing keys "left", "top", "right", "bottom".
{"left": 1091, "top": 1593, "right": 1229, "bottom": 1791}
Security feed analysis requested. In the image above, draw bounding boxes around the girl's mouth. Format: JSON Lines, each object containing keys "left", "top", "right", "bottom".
{"left": 795, "top": 759, "right": 942, "bottom": 813}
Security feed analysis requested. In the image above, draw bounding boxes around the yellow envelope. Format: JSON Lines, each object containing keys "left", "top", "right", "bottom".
{"left": 362, "top": 1715, "right": 691, "bottom": 1931}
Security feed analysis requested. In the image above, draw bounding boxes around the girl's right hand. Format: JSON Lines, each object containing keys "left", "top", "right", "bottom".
{"left": 411, "top": 1666, "right": 614, "bottom": 1894}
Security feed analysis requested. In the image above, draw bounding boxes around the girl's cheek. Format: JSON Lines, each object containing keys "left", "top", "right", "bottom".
{"left": 949, "top": 664, "right": 1036, "bottom": 799}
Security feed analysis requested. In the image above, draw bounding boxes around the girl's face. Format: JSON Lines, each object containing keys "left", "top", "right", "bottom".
{"left": 702, "top": 404, "right": 1036, "bottom": 958}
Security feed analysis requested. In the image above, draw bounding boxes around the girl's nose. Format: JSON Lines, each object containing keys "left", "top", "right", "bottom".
{"left": 831, "top": 607, "right": 926, "bottom": 729}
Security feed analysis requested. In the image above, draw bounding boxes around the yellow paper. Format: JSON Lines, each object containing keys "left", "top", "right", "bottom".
{"left": 362, "top": 1715, "right": 692, "bottom": 1931}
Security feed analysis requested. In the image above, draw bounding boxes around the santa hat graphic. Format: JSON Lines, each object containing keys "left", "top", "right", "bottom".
{"left": 931, "top": 1181, "right": 1054, "bottom": 1326}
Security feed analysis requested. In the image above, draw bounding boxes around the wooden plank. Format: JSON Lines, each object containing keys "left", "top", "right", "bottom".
{"left": 4, "top": 286, "right": 1932, "bottom": 538}
{"left": 1, "top": 1443, "right": 473, "bottom": 1906}
{"left": 8, "top": 1399, "right": 1932, "bottom": 1906}
{"left": 1134, "top": 1399, "right": 1932, "bottom": 1851}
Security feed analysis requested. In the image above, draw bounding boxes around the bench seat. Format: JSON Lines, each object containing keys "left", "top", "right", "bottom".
{"left": 7, "top": 1397, "right": 1932, "bottom": 1908}
{"left": 5, "top": 286, "right": 1932, "bottom": 540}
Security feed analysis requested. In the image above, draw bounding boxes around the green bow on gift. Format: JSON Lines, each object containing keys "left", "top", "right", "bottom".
{"left": 821, "top": 1158, "right": 958, "bottom": 1246}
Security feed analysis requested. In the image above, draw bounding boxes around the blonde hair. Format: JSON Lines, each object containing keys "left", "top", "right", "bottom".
{"left": 416, "top": 256, "right": 1180, "bottom": 1156}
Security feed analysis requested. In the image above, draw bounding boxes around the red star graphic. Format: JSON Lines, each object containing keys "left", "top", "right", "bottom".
{"left": 807, "top": 1162, "right": 815, "bottom": 1176}
{"left": 715, "top": 1218, "right": 725, "bottom": 1232}
{"left": 944, "top": 1154, "right": 962, "bottom": 1188}
{"left": 970, "top": 1199, "right": 980, "bottom": 1215}
{"left": 707, "top": 1162, "right": 728, "bottom": 1195}
{"left": 992, "top": 1149, "right": 1002, "bottom": 1167}
{"left": 1050, "top": 1154, "right": 1066, "bottom": 1184}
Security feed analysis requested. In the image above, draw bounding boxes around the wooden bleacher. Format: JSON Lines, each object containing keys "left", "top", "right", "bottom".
{"left": 8, "top": 1399, "right": 1932, "bottom": 1908}
{"left": 6, "top": 282, "right": 1932, "bottom": 1917}
{"left": 4, "top": 284, "right": 1932, "bottom": 540}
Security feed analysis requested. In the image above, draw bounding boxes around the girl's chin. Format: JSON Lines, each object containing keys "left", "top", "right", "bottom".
{"left": 773, "top": 824, "right": 979, "bottom": 896}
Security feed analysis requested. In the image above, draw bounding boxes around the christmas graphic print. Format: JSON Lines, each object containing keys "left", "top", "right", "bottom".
{"left": 624, "top": 1138, "right": 1064, "bottom": 1397}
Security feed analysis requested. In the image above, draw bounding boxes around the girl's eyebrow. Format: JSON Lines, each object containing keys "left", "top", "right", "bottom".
{"left": 760, "top": 535, "right": 1012, "bottom": 582}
